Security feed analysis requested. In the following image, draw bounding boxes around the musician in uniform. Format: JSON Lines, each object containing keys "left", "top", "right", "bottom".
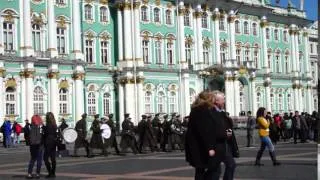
{"left": 152, "top": 113, "right": 162, "bottom": 149}
{"left": 160, "top": 114, "right": 171, "bottom": 152}
{"left": 57, "top": 118, "right": 69, "bottom": 156}
{"left": 137, "top": 115, "right": 148, "bottom": 153}
{"left": 120, "top": 114, "right": 138, "bottom": 154}
{"left": 171, "top": 114, "right": 184, "bottom": 151}
{"left": 102, "top": 115, "right": 121, "bottom": 155}
{"left": 89, "top": 114, "right": 104, "bottom": 157}
{"left": 74, "top": 113, "right": 90, "bottom": 157}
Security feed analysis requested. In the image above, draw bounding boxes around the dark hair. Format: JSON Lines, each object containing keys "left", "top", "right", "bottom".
{"left": 247, "top": 111, "right": 251, "bottom": 115}
{"left": 46, "top": 112, "right": 57, "bottom": 127}
{"left": 256, "top": 107, "right": 266, "bottom": 118}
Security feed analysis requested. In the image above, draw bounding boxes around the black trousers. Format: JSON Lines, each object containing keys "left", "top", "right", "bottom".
{"left": 44, "top": 145, "right": 56, "bottom": 175}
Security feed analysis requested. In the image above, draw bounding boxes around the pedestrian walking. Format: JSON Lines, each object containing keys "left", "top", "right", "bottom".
{"left": 246, "top": 111, "right": 255, "bottom": 147}
{"left": 73, "top": 113, "right": 90, "bottom": 157}
{"left": 255, "top": 107, "right": 281, "bottom": 166}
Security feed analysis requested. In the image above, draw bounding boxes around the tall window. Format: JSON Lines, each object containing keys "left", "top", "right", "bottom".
{"left": 254, "top": 48, "right": 259, "bottom": 68}
{"left": 34, "top": 87, "right": 44, "bottom": 115}
{"left": 5, "top": 87, "right": 15, "bottom": 115}
{"left": 252, "top": 23, "right": 257, "bottom": 35}
{"left": 239, "top": 83, "right": 245, "bottom": 112}
{"left": 244, "top": 48, "right": 250, "bottom": 62}
{"left": 283, "top": 31, "right": 288, "bottom": 42}
{"left": 219, "top": 16, "right": 225, "bottom": 30}
{"left": 270, "top": 93, "right": 274, "bottom": 111}
{"left": 168, "top": 91, "right": 176, "bottom": 113}
{"left": 141, "top": 6, "right": 148, "bottom": 21}
{"left": 101, "top": 40, "right": 109, "bottom": 64}
{"left": 244, "top": 21, "right": 249, "bottom": 34}
{"left": 3, "top": 22, "right": 14, "bottom": 51}
{"left": 257, "top": 92, "right": 261, "bottom": 108}
{"left": 165, "top": 10, "right": 172, "bottom": 25}
{"left": 154, "top": 8, "right": 160, "bottom": 23}
{"left": 57, "top": 28, "right": 66, "bottom": 54}
{"left": 266, "top": 28, "right": 270, "bottom": 39}
{"left": 167, "top": 42, "right": 174, "bottom": 64}
{"left": 184, "top": 11, "right": 190, "bottom": 26}
{"left": 220, "top": 46, "right": 226, "bottom": 62}
{"left": 100, "top": 7, "right": 108, "bottom": 22}
{"left": 236, "top": 47, "right": 241, "bottom": 65}
{"left": 235, "top": 20, "right": 240, "bottom": 33}
{"left": 287, "top": 94, "right": 292, "bottom": 111}
{"left": 142, "top": 40, "right": 149, "bottom": 63}
{"left": 144, "top": 91, "right": 152, "bottom": 113}
{"left": 157, "top": 92, "right": 165, "bottom": 113}
{"left": 310, "top": 44, "right": 314, "bottom": 53}
{"left": 56, "top": 0, "right": 66, "bottom": 4}
{"left": 85, "top": 39, "right": 94, "bottom": 63}
{"left": 103, "top": 93, "right": 111, "bottom": 115}
{"left": 203, "top": 45, "right": 209, "bottom": 65}
{"left": 278, "top": 94, "right": 283, "bottom": 112}
{"left": 185, "top": 43, "right": 192, "bottom": 67}
{"left": 284, "top": 54, "right": 289, "bottom": 73}
{"left": 299, "top": 52, "right": 303, "bottom": 72}
{"left": 201, "top": 13, "right": 208, "bottom": 28}
{"left": 32, "top": 24, "right": 41, "bottom": 52}
{"left": 275, "top": 51, "right": 280, "bottom": 73}
{"left": 87, "top": 92, "right": 96, "bottom": 115}
{"left": 155, "top": 40, "right": 162, "bottom": 64}
{"left": 267, "top": 49, "right": 272, "bottom": 69}
{"left": 59, "top": 88, "right": 68, "bottom": 114}
{"left": 274, "top": 29, "right": 279, "bottom": 40}
{"left": 84, "top": 5, "right": 93, "bottom": 20}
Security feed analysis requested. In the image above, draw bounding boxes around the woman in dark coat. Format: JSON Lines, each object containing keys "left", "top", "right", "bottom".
{"left": 43, "top": 112, "right": 58, "bottom": 178}
{"left": 185, "top": 91, "right": 227, "bottom": 180}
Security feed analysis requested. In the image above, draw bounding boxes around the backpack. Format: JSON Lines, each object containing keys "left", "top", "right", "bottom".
{"left": 29, "top": 125, "right": 43, "bottom": 145}
{"left": 15, "top": 124, "right": 22, "bottom": 134}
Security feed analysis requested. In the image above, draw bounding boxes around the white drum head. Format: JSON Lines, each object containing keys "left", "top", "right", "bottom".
{"left": 63, "top": 128, "right": 78, "bottom": 143}
{"left": 100, "top": 124, "right": 111, "bottom": 139}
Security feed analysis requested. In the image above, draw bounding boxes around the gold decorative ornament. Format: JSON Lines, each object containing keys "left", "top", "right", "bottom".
{"left": 3, "top": 11, "right": 15, "bottom": 23}
{"left": 167, "top": 2, "right": 172, "bottom": 8}
{"left": 59, "top": 79, "right": 69, "bottom": 89}
{"left": 212, "top": 13, "right": 220, "bottom": 21}
{"left": 185, "top": 36, "right": 193, "bottom": 45}
{"left": 260, "top": 20, "right": 268, "bottom": 28}
{"left": 0, "top": 68, "right": 6, "bottom": 78}
{"left": 47, "top": 72, "right": 59, "bottom": 79}
{"left": 193, "top": 11, "right": 202, "bottom": 18}
{"left": 86, "top": 32, "right": 95, "bottom": 40}
{"left": 100, "top": 0, "right": 108, "bottom": 5}
{"left": 100, "top": 33, "right": 111, "bottom": 41}
{"left": 57, "top": 16, "right": 67, "bottom": 28}
{"left": 123, "top": 2, "right": 131, "bottom": 10}
{"left": 5, "top": 78, "right": 16, "bottom": 88}
{"left": 32, "top": 16, "right": 44, "bottom": 25}
{"left": 155, "top": 0, "right": 160, "bottom": 6}
{"left": 85, "top": 0, "right": 93, "bottom": 3}
{"left": 133, "top": 1, "right": 141, "bottom": 9}
{"left": 24, "top": 70, "right": 35, "bottom": 78}
{"left": 228, "top": 15, "right": 236, "bottom": 23}
{"left": 239, "top": 66, "right": 247, "bottom": 75}
{"left": 142, "top": 0, "right": 149, "bottom": 5}
{"left": 72, "top": 72, "right": 85, "bottom": 80}
{"left": 178, "top": 8, "right": 186, "bottom": 16}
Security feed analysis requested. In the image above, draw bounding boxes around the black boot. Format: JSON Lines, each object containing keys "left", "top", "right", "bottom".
{"left": 255, "top": 150, "right": 264, "bottom": 166}
{"left": 269, "top": 151, "right": 281, "bottom": 166}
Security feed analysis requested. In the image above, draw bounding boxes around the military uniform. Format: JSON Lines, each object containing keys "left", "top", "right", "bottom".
{"left": 89, "top": 114, "right": 104, "bottom": 155}
{"left": 120, "top": 114, "right": 138, "bottom": 154}
{"left": 74, "top": 113, "right": 90, "bottom": 157}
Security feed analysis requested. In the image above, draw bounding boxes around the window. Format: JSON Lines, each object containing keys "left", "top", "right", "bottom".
{"left": 254, "top": 48, "right": 259, "bottom": 68}
{"left": 144, "top": 91, "right": 152, "bottom": 113}
{"left": 155, "top": 40, "right": 162, "bottom": 64}
{"left": 236, "top": 46, "right": 241, "bottom": 65}
{"left": 267, "top": 49, "right": 272, "bottom": 69}
{"left": 275, "top": 51, "right": 280, "bottom": 73}
{"left": 165, "top": 10, "right": 172, "bottom": 25}
{"left": 87, "top": 92, "right": 96, "bottom": 115}
{"left": 244, "top": 48, "right": 250, "bottom": 62}
{"left": 257, "top": 92, "right": 261, "bottom": 108}
{"left": 310, "top": 44, "right": 314, "bottom": 53}
{"left": 314, "top": 97, "right": 318, "bottom": 111}
{"left": 219, "top": 16, "right": 225, "bottom": 30}
{"left": 167, "top": 42, "right": 174, "bottom": 64}
{"left": 244, "top": 21, "right": 249, "bottom": 34}
{"left": 141, "top": 6, "right": 148, "bottom": 21}
{"left": 185, "top": 43, "right": 192, "bottom": 67}
{"left": 56, "top": 0, "right": 65, "bottom": 4}
{"left": 270, "top": 93, "right": 274, "bottom": 111}
{"left": 85, "top": 39, "right": 94, "bottom": 63}
{"left": 103, "top": 93, "right": 111, "bottom": 115}
{"left": 32, "top": 24, "right": 41, "bottom": 52}
{"left": 287, "top": 94, "right": 292, "bottom": 111}
{"left": 284, "top": 55, "right": 289, "bottom": 73}
{"left": 299, "top": 52, "right": 303, "bottom": 72}
{"left": 142, "top": 40, "right": 149, "bottom": 63}
{"left": 239, "top": 83, "right": 245, "bottom": 112}
{"left": 101, "top": 40, "right": 109, "bottom": 64}
{"left": 201, "top": 13, "right": 208, "bottom": 28}
{"left": 266, "top": 28, "right": 270, "bottom": 39}
{"left": 235, "top": 20, "right": 240, "bottom": 33}
{"left": 59, "top": 88, "right": 68, "bottom": 114}
{"left": 278, "top": 94, "right": 283, "bottom": 112}
{"left": 274, "top": 29, "right": 279, "bottom": 40}
{"left": 298, "top": 35, "right": 301, "bottom": 44}
{"left": 100, "top": 7, "right": 108, "bottom": 22}
{"left": 220, "top": 46, "right": 226, "bottom": 62}
{"left": 57, "top": 28, "right": 66, "bottom": 54}
{"left": 283, "top": 31, "right": 288, "bottom": 42}
{"left": 168, "top": 91, "right": 176, "bottom": 113}
{"left": 34, "top": 87, "right": 44, "bottom": 115}
{"left": 84, "top": 5, "right": 93, "bottom": 20}
{"left": 5, "top": 87, "right": 15, "bottom": 115}
{"left": 184, "top": 11, "right": 190, "bottom": 26}
{"left": 252, "top": 23, "right": 257, "bottom": 35}
{"left": 3, "top": 22, "right": 14, "bottom": 52}
{"left": 157, "top": 92, "right": 165, "bottom": 113}
{"left": 154, "top": 8, "right": 160, "bottom": 23}
{"left": 203, "top": 45, "right": 209, "bottom": 65}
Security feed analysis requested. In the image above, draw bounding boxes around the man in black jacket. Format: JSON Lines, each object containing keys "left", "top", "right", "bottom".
{"left": 73, "top": 113, "right": 90, "bottom": 157}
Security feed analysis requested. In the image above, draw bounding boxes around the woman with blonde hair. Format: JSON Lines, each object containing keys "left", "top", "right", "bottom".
{"left": 43, "top": 112, "right": 58, "bottom": 178}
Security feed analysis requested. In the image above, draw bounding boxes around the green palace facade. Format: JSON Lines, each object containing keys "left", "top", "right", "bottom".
{"left": 0, "top": 0, "right": 318, "bottom": 126}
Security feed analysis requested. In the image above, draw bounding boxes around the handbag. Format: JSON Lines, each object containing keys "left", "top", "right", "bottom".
{"left": 230, "top": 133, "right": 240, "bottom": 158}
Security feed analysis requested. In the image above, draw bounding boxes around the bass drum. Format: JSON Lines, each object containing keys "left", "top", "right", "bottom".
{"left": 100, "top": 124, "right": 111, "bottom": 139}
{"left": 62, "top": 128, "right": 78, "bottom": 143}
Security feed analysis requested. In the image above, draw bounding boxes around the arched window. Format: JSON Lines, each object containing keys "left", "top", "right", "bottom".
{"left": 87, "top": 92, "right": 96, "bottom": 115}
{"left": 244, "top": 21, "right": 249, "bottom": 34}
{"left": 144, "top": 91, "right": 152, "bottom": 113}
{"left": 267, "top": 49, "right": 272, "bottom": 69}
{"left": 167, "top": 41, "right": 174, "bottom": 64}
{"left": 5, "top": 87, "right": 16, "bottom": 115}
{"left": 154, "top": 8, "right": 160, "bottom": 23}
{"left": 184, "top": 11, "right": 190, "bottom": 26}
{"left": 168, "top": 91, "right": 176, "bottom": 113}
{"left": 236, "top": 44, "right": 241, "bottom": 65}
{"left": 3, "top": 22, "right": 14, "bottom": 52}
{"left": 84, "top": 5, "right": 93, "bottom": 20}
{"left": 142, "top": 39, "right": 149, "bottom": 63}
{"left": 284, "top": 51, "right": 289, "bottom": 73}
{"left": 239, "top": 83, "right": 245, "bottom": 112}
{"left": 201, "top": 13, "right": 208, "bottom": 28}
{"left": 220, "top": 45, "right": 227, "bottom": 62}
{"left": 103, "top": 93, "right": 111, "bottom": 115}
{"left": 101, "top": 40, "right": 109, "bottom": 64}
{"left": 155, "top": 39, "right": 162, "bottom": 64}
{"left": 278, "top": 93, "right": 283, "bottom": 112}
{"left": 257, "top": 92, "right": 261, "bottom": 108}
{"left": 85, "top": 39, "right": 94, "bottom": 63}
{"left": 274, "top": 29, "right": 279, "bottom": 40}
{"left": 165, "top": 10, "right": 172, "bottom": 25}
{"left": 57, "top": 27, "right": 66, "bottom": 54}
{"left": 254, "top": 45, "right": 259, "bottom": 68}
{"left": 32, "top": 24, "right": 41, "bottom": 53}
{"left": 266, "top": 28, "right": 270, "bottom": 39}
{"left": 157, "top": 92, "right": 165, "bottom": 113}
{"left": 100, "top": 7, "right": 108, "bottom": 22}
{"left": 203, "top": 44, "right": 209, "bottom": 65}
{"left": 244, "top": 47, "right": 250, "bottom": 62}
{"left": 283, "top": 30, "right": 288, "bottom": 42}
{"left": 141, "top": 6, "right": 148, "bottom": 21}
{"left": 275, "top": 50, "right": 280, "bottom": 73}
{"left": 235, "top": 20, "right": 240, "bottom": 33}
{"left": 287, "top": 94, "right": 292, "bottom": 111}
{"left": 59, "top": 88, "right": 68, "bottom": 114}
{"left": 185, "top": 43, "right": 192, "bottom": 66}
{"left": 252, "top": 23, "right": 257, "bottom": 35}
{"left": 34, "top": 87, "right": 44, "bottom": 115}
{"left": 219, "top": 16, "right": 225, "bottom": 30}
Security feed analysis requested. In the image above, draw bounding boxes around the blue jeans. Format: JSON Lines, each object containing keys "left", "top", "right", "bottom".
{"left": 260, "top": 136, "right": 274, "bottom": 152}
{"left": 5, "top": 134, "right": 11, "bottom": 148}
{"left": 28, "top": 145, "right": 43, "bottom": 174}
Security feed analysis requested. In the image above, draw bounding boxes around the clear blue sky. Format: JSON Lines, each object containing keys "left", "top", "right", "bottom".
{"left": 270, "top": 0, "right": 318, "bottom": 21}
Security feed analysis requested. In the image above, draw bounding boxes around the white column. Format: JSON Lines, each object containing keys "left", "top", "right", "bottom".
{"left": 194, "top": 7, "right": 202, "bottom": 70}
{"left": 71, "top": 0, "right": 83, "bottom": 60}
{"left": 0, "top": 18, "right": 4, "bottom": 54}
{"left": 123, "top": 3, "right": 133, "bottom": 65}
{"left": 250, "top": 77, "right": 257, "bottom": 114}
{"left": 303, "top": 29, "right": 310, "bottom": 75}
{"left": 48, "top": 70, "right": 59, "bottom": 118}
{"left": 213, "top": 9, "right": 221, "bottom": 64}
{"left": 225, "top": 76, "right": 234, "bottom": 116}
{"left": 178, "top": 4, "right": 186, "bottom": 69}
{"left": 182, "top": 73, "right": 190, "bottom": 116}
{"left": 265, "top": 85, "right": 271, "bottom": 112}
{"left": 298, "top": 87, "right": 303, "bottom": 112}
{"left": 290, "top": 26, "right": 297, "bottom": 74}
{"left": 233, "top": 79, "right": 240, "bottom": 116}
{"left": 25, "top": 71, "right": 34, "bottom": 121}
{"left": 20, "top": 74, "right": 26, "bottom": 121}
{"left": 0, "top": 68, "right": 4, "bottom": 124}
{"left": 23, "top": 0, "right": 34, "bottom": 56}
{"left": 293, "top": 86, "right": 299, "bottom": 111}
{"left": 228, "top": 11, "right": 236, "bottom": 61}
{"left": 137, "top": 81, "right": 144, "bottom": 121}
{"left": 47, "top": 0, "right": 58, "bottom": 57}
{"left": 295, "top": 33, "right": 300, "bottom": 73}
{"left": 261, "top": 17, "right": 269, "bottom": 71}
{"left": 118, "top": 83, "right": 124, "bottom": 130}
{"left": 124, "top": 80, "right": 136, "bottom": 124}
{"left": 73, "top": 71, "right": 84, "bottom": 121}
{"left": 305, "top": 85, "right": 313, "bottom": 113}
{"left": 134, "top": 3, "right": 142, "bottom": 66}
